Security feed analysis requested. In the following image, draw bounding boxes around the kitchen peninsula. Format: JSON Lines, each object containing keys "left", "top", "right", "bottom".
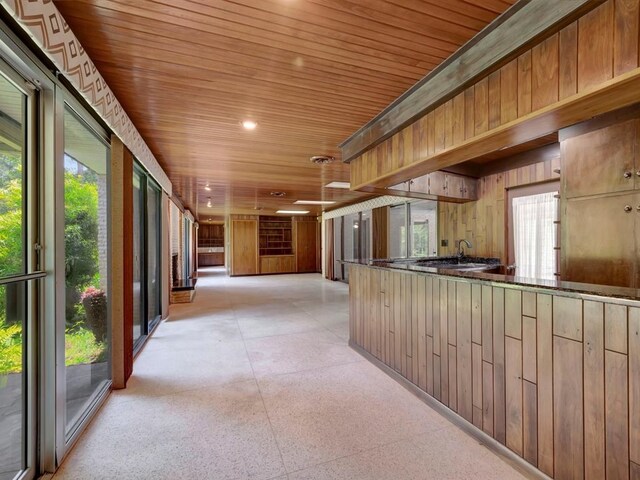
{"left": 348, "top": 259, "right": 640, "bottom": 480}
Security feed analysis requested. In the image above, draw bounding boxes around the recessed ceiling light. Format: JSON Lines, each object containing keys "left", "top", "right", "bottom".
{"left": 294, "top": 200, "right": 336, "bottom": 205}
{"left": 206, "top": 197, "right": 212, "bottom": 208}
{"left": 277, "top": 210, "right": 310, "bottom": 214}
{"left": 241, "top": 120, "right": 258, "bottom": 130}
{"left": 204, "top": 185, "right": 211, "bottom": 191}
{"left": 324, "top": 181, "right": 350, "bottom": 189}
{"left": 270, "top": 191, "right": 286, "bottom": 197}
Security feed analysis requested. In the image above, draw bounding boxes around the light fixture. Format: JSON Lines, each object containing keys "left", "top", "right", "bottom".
{"left": 294, "top": 200, "right": 336, "bottom": 205}
{"left": 353, "top": 224, "right": 359, "bottom": 229}
{"left": 204, "top": 184, "right": 211, "bottom": 191}
{"left": 241, "top": 119, "right": 258, "bottom": 130}
{"left": 310, "top": 155, "right": 335, "bottom": 165}
{"left": 324, "top": 181, "right": 350, "bottom": 189}
{"left": 277, "top": 210, "right": 310, "bottom": 214}
{"left": 206, "top": 197, "right": 212, "bottom": 208}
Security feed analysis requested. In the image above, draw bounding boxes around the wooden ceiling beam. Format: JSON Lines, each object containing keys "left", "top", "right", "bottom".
{"left": 340, "top": 0, "right": 608, "bottom": 162}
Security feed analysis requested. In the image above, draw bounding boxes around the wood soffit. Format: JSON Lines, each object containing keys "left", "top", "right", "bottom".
{"left": 51, "top": 0, "right": 517, "bottom": 218}
{"left": 340, "top": 0, "right": 607, "bottom": 163}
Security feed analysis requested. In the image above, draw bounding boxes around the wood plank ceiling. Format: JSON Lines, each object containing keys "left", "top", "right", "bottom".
{"left": 53, "top": 0, "right": 517, "bottom": 218}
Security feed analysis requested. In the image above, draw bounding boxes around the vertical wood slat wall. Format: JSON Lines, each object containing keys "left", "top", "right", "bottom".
{"left": 350, "top": 0, "right": 640, "bottom": 189}
{"left": 349, "top": 264, "right": 640, "bottom": 480}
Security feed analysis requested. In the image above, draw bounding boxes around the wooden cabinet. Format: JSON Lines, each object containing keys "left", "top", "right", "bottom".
{"left": 230, "top": 219, "right": 258, "bottom": 275}
{"left": 295, "top": 220, "right": 318, "bottom": 273}
{"left": 563, "top": 118, "right": 640, "bottom": 198}
{"left": 260, "top": 255, "right": 295, "bottom": 274}
{"left": 563, "top": 193, "right": 640, "bottom": 288}
{"left": 199, "top": 252, "right": 224, "bottom": 266}
{"left": 561, "top": 114, "right": 640, "bottom": 287}
{"left": 402, "top": 171, "right": 478, "bottom": 201}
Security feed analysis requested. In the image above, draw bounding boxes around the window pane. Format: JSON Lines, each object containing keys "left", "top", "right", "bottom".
{"left": 0, "top": 281, "right": 27, "bottom": 479}
{"left": 512, "top": 191, "right": 558, "bottom": 280}
{"left": 333, "top": 218, "right": 342, "bottom": 280}
{"left": 0, "top": 74, "right": 26, "bottom": 277}
{"left": 409, "top": 201, "right": 438, "bottom": 258}
{"left": 389, "top": 205, "right": 407, "bottom": 258}
{"left": 147, "top": 182, "right": 161, "bottom": 323}
{"left": 64, "top": 108, "right": 110, "bottom": 434}
{"left": 343, "top": 213, "right": 360, "bottom": 261}
{"left": 360, "top": 210, "right": 372, "bottom": 260}
{"left": 132, "top": 170, "right": 143, "bottom": 343}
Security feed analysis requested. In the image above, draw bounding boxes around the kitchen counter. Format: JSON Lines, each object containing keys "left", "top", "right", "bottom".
{"left": 347, "top": 261, "right": 640, "bottom": 480}
{"left": 344, "top": 258, "right": 640, "bottom": 302}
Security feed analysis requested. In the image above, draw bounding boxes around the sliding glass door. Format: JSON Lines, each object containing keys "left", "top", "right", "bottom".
{"left": 61, "top": 106, "right": 111, "bottom": 440}
{"left": 133, "top": 166, "right": 162, "bottom": 350}
{"left": 0, "top": 63, "right": 38, "bottom": 480}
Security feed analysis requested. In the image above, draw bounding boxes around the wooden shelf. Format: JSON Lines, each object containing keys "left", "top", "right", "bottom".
{"left": 259, "top": 215, "right": 293, "bottom": 256}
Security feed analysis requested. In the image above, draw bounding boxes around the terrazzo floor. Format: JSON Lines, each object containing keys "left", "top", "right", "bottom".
{"left": 51, "top": 267, "right": 527, "bottom": 480}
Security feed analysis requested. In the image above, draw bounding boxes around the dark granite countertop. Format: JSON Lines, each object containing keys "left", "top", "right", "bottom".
{"left": 343, "top": 258, "right": 640, "bottom": 302}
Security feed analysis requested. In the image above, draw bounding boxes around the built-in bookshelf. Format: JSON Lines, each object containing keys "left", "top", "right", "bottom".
{"left": 259, "top": 216, "right": 293, "bottom": 256}
{"left": 198, "top": 224, "right": 224, "bottom": 248}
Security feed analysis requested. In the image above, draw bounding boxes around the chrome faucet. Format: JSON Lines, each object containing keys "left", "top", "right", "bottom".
{"left": 456, "top": 239, "right": 472, "bottom": 259}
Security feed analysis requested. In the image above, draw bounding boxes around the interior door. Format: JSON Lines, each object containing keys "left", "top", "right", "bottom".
{"left": 232, "top": 220, "right": 257, "bottom": 275}
{"left": 296, "top": 221, "right": 317, "bottom": 273}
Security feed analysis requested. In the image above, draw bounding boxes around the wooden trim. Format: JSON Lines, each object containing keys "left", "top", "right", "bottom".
{"left": 340, "top": 0, "right": 606, "bottom": 162}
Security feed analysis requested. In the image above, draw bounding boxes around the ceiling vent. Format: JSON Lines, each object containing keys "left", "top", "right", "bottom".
{"left": 270, "top": 191, "right": 286, "bottom": 197}
{"left": 310, "top": 155, "right": 335, "bottom": 165}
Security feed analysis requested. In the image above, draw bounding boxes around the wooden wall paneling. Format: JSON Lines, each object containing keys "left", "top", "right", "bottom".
{"left": 605, "top": 303, "right": 628, "bottom": 353}
{"left": 434, "top": 104, "right": 446, "bottom": 154}
{"left": 417, "top": 275, "right": 427, "bottom": 390}
{"left": 444, "top": 100, "right": 454, "bottom": 149}
{"left": 517, "top": 50, "right": 532, "bottom": 117}
{"left": 464, "top": 87, "right": 475, "bottom": 140}
{"left": 537, "top": 293, "right": 554, "bottom": 476}
{"left": 505, "top": 289, "right": 522, "bottom": 339}
{"left": 500, "top": 59, "right": 518, "bottom": 124}
{"left": 449, "top": 344, "right": 458, "bottom": 412}
{"left": 578, "top": 0, "right": 615, "bottom": 91}
{"left": 456, "top": 281, "right": 473, "bottom": 422}
{"left": 614, "top": 0, "right": 640, "bottom": 75}
{"left": 440, "top": 279, "right": 449, "bottom": 405}
{"left": 488, "top": 71, "right": 501, "bottom": 129}
{"left": 452, "top": 92, "right": 465, "bottom": 145}
{"left": 372, "top": 207, "right": 389, "bottom": 260}
{"left": 411, "top": 275, "right": 420, "bottom": 385}
{"left": 605, "top": 350, "right": 630, "bottom": 480}
{"left": 426, "top": 276, "right": 434, "bottom": 396}
{"left": 405, "top": 274, "right": 413, "bottom": 381}
{"left": 483, "top": 360, "right": 494, "bottom": 437}
{"left": 474, "top": 77, "right": 489, "bottom": 135}
{"left": 493, "top": 287, "right": 506, "bottom": 444}
{"left": 363, "top": 266, "right": 371, "bottom": 352}
{"left": 522, "top": 315, "right": 537, "bottom": 383}
{"left": 417, "top": 115, "right": 429, "bottom": 160}
{"left": 471, "top": 283, "right": 482, "bottom": 344}
{"left": 426, "top": 111, "right": 436, "bottom": 157}
{"left": 482, "top": 285, "right": 493, "bottom": 362}
{"left": 448, "top": 281, "right": 457, "bottom": 345}
{"left": 632, "top": 462, "right": 640, "bottom": 480}
{"left": 584, "top": 300, "right": 606, "bottom": 480}
{"left": 531, "top": 34, "right": 560, "bottom": 111}
{"left": 553, "top": 336, "right": 584, "bottom": 480}
{"left": 559, "top": 23, "right": 578, "bottom": 100}
{"left": 472, "top": 342, "right": 483, "bottom": 428}
{"left": 505, "top": 336, "right": 523, "bottom": 456}
{"left": 523, "top": 380, "right": 538, "bottom": 466}
{"left": 386, "top": 271, "right": 394, "bottom": 367}
{"left": 630, "top": 307, "right": 640, "bottom": 467}
{"left": 393, "top": 271, "right": 402, "bottom": 373}
{"left": 553, "top": 295, "right": 583, "bottom": 341}
{"left": 392, "top": 132, "right": 402, "bottom": 172}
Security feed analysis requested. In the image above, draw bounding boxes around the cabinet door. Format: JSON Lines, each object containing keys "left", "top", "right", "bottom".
{"left": 296, "top": 221, "right": 318, "bottom": 272}
{"left": 445, "top": 173, "right": 465, "bottom": 198}
{"left": 463, "top": 177, "right": 478, "bottom": 200}
{"left": 562, "top": 119, "right": 638, "bottom": 198}
{"left": 232, "top": 220, "right": 258, "bottom": 275}
{"left": 410, "top": 174, "right": 429, "bottom": 194}
{"left": 389, "top": 181, "right": 410, "bottom": 192}
{"left": 428, "top": 171, "right": 448, "bottom": 196}
{"left": 563, "top": 193, "right": 639, "bottom": 287}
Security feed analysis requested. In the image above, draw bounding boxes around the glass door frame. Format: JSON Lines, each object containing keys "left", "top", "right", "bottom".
{"left": 0, "top": 54, "right": 41, "bottom": 480}
{"left": 54, "top": 89, "right": 112, "bottom": 462}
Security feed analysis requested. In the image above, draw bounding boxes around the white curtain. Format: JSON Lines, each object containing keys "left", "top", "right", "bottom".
{"left": 513, "top": 191, "right": 558, "bottom": 280}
